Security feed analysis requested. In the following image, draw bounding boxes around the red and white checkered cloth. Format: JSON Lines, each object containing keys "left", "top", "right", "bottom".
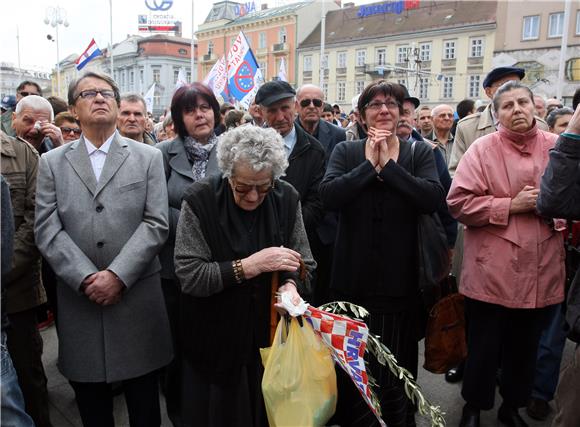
{"left": 305, "top": 306, "right": 386, "bottom": 427}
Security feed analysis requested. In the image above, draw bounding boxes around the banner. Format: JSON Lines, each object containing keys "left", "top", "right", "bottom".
{"left": 143, "top": 83, "right": 155, "bottom": 113}
{"left": 278, "top": 57, "right": 287, "bottom": 82}
{"left": 203, "top": 56, "right": 228, "bottom": 100}
{"left": 175, "top": 68, "right": 188, "bottom": 91}
{"left": 226, "top": 31, "right": 263, "bottom": 109}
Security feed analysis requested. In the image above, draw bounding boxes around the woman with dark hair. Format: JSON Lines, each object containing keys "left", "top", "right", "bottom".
{"left": 155, "top": 82, "right": 221, "bottom": 426}
{"left": 224, "top": 109, "right": 245, "bottom": 130}
{"left": 320, "top": 80, "right": 444, "bottom": 427}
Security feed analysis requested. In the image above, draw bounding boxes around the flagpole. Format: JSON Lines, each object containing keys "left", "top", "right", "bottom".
{"left": 319, "top": 0, "right": 326, "bottom": 88}
{"left": 109, "top": 0, "right": 114, "bottom": 75}
{"left": 191, "top": 0, "right": 195, "bottom": 82}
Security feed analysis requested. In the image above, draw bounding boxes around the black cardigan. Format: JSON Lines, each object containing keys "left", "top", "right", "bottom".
{"left": 320, "top": 138, "right": 444, "bottom": 312}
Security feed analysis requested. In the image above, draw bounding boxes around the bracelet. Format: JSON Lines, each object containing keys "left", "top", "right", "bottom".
{"left": 232, "top": 259, "right": 245, "bottom": 284}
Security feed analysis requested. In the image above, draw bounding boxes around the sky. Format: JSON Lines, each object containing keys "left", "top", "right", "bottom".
{"left": 1, "top": 0, "right": 383, "bottom": 72}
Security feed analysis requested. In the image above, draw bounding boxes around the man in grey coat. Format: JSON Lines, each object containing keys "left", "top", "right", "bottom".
{"left": 34, "top": 71, "right": 172, "bottom": 427}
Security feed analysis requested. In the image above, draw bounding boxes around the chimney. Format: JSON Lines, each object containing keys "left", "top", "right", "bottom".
{"left": 343, "top": 2, "right": 355, "bottom": 8}
{"left": 261, "top": 3, "right": 268, "bottom": 10}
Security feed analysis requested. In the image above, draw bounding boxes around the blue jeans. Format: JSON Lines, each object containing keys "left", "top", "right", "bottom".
{"left": 1, "top": 331, "right": 35, "bottom": 427}
{"left": 531, "top": 303, "right": 568, "bottom": 401}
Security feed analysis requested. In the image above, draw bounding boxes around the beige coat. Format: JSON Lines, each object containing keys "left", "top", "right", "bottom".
{"left": 0, "top": 131, "right": 46, "bottom": 313}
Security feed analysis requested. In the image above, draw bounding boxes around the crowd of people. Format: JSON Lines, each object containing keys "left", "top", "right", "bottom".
{"left": 1, "top": 66, "right": 580, "bottom": 427}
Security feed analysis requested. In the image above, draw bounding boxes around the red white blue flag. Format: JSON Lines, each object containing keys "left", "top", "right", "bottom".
{"left": 76, "top": 39, "right": 102, "bottom": 71}
{"left": 226, "top": 31, "right": 263, "bottom": 108}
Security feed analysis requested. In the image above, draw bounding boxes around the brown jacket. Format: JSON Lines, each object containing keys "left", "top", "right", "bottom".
{"left": 1, "top": 131, "right": 46, "bottom": 313}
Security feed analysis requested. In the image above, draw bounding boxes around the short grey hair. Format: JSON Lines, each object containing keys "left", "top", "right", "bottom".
{"left": 15, "top": 95, "right": 54, "bottom": 121}
{"left": 546, "top": 107, "right": 574, "bottom": 129}
{"left": 493, "top": 80, "right": 534, "bottom": 112}
{"left": 217, "top": 126, "right": 288, "bottom": 180}
{"left": 120, "top": 93, "right": 147, "bottom": 113}
{"left": 68, "top": 71, "right": 120, "bottom": 106}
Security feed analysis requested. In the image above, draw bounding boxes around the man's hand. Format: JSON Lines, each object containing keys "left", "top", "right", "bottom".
{"left": 510, "top": 185, "right": 539, "bottom": 214}
{"left": 38, "top": 121, "right": 65, "bottom": 147}
{"left": 84, "top": 270, "right": 124, "bottom": 305}
{"left": 565, "top": 104, "right": 580, "bottom": 135}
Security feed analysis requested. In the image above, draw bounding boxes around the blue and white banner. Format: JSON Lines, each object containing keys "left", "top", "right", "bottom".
{"left": 203, "top": 56, "right": 228, "bottom": 101}
{"left": 76, "top": 39, "right": 102, "bottom": 71}
{"left": 226, "top": 32, "right": 263, "bottom": 109}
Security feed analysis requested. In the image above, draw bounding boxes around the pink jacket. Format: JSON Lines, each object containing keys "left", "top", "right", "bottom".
{"left": 447, "top": 124, "right": 565, "bottom": 309}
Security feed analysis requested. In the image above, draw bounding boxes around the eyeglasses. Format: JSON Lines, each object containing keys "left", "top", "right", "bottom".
{"left": 231, "top": 179, "right": 274, "bottom": 195}
{"left": 76, "top": 89, "right": 116, "bottom": 100}
{"left": 60, "top": 127, "right": 81, "bottom": 135}
{"left": 185, "top": 104, "right": 211, "bottom": 113}
{"left": 18, "top": 91, "right": 39, "bottom": 97}
{"left": 365, "top": 100, "right": 400, "bottom": 111}
{"left": 299, "top": 98, "right": 323, "bottom": 108}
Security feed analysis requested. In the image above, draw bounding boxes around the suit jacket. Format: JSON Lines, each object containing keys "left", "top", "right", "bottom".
{"left": 156, "top": 135, "right": 220, "bottom": 280}
{"left": 34, "top": 132, "right": 172, "bottom": 382}
{"left": 295, "top": 118, "right": 346, "bottom": 165}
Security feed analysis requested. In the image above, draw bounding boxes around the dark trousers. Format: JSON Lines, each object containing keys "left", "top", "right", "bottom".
{"left": 69, "top": 370, "right": 161, "bottom": 427}
{"left": 160, "top": 279, "right": 183, "bottom": 427}
{"left": 461, "top": 298, "right": 548, "bottom": 410}
{"left": 6, "top": 307, "right": 52, "bottom": 427}
{"left": 309, "top": 232, "right": 334, "bottom": 307}
{"left": 331, "top": 308, "right": 419, "bottom": 427}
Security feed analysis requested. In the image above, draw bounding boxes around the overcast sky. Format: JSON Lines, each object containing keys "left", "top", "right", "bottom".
{"left": 1, "top": 0, "right": 392, "bottom": 72}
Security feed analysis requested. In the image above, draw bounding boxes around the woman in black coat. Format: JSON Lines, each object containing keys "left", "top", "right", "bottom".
{"left": 320, "top": 81, "right": 444, "bottom": 427}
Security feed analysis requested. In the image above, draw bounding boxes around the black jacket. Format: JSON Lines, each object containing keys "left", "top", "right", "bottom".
{"left": 282, "top": 125, "right": 326, "bottom": 238}
{"left": 538, "top": 133, "right": 580, "bottom": 342}
{"left": 295, "top": 118, "right": 346, "bottom": 165}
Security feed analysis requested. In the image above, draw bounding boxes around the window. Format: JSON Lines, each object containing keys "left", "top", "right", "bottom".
{"left": 577, "top": 10, "right": 580, "bottom": 35}
{"left": 356, "top": 49, "right": 366, "bottom": 67}
{"left": 376, "top": 48, "right": 387, "bottom": 66}
{"left": 523, "top": 15, "right": 540, "bottom": 40}
{"left": 186, "top": 71, "right": 191, "bottom": 82}
{"left": 303, "top": 55, "right": 312, "bottom": 72}
{"left": 259, "top": 62, "right": 267, "bottom": 78}
{"left": 139, "top": 68, "right": 144, "bottom": 87}
{"left": 337, "top": 81, "right": 346, "bottom": 102}
{"left": 129, "top": 70, "right": 134, "bottom": 88}
{"left": 468, "top": 75, "right": 481, "bottom": 98}
{"left": 549, "top": 12, "right": 565, "bottom": 37}
{"left": 279, "top": 27, "right": 287, "bottom": 44}
{"left": 322, "top": 82, "right": 328, "bottom": 100}
{"left": 419, "top": 43, "right": 431, "bottom": 61}
{"left": 356, "top": 80, "right": 365, "bottom": 94}
{"left": 208, "top": 41, "right": 214, "bottom": 55}
{"left": 120, "top": 70, "right": 125, "bottom": 88}
{"left": 173, "top": 69, "right": 179, "bottom": 84}
{"left": 397, "top": 45, "right": 408, "bottom": 63}
{"left": 470, "top": 38, "right": 484, "bottom": 57}
{"left": 418, "top": 78, "right": 429, "bottom": 100}
{"left": 443, "top": 40, "right": 456, "bottom": 60}
{"left": 442, "top": 76, "right": 454, "bottom": 99}
{"left": 337, "top": 51, "right": 347, "bottom": 68}
{"left": 259, "top": 32, "right": 266, "bottom": 49}
{"left": 153, "top": 68, "right": 160, "bottom": 83}
{"left": 322, "top": 54, "right": 329, "bottom": 70}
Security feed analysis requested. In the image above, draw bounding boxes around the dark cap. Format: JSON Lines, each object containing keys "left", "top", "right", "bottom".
{"left": 482, "top": 67, "right": 525, "bottom": 88}
{"left": 255, "top": 81, "right": 296, "bottom": 107}
{"left": 1, "top": 95, "right": 16, "bottom": 111}
{"left": 398, "top": 84, "right": 420, "bottom": 109}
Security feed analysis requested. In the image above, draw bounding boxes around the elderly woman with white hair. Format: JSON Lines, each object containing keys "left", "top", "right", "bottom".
{"left": 174, "top": 125, "right": 316, "bottom": 427}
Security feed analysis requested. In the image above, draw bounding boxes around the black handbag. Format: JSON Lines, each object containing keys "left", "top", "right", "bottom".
{"left": 410, "top": 141, "right": 451, "bottom": 309}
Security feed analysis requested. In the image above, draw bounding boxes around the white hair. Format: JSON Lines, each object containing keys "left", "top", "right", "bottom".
{"left": 431, "top": 104, "right": 453, "bottom": 117}
{"left": 15, "top": 95, "right": 54, "bottom": 121}
{"left": 217, "top": 126, "right": 288, "bottom": 180}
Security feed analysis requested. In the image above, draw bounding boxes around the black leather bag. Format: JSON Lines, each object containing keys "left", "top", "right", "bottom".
{"left": 410, "top": 141, "right": 451, "bottom": 309}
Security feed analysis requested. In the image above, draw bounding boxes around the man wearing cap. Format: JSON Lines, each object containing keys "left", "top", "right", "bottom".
{"left": 449, "top": 66, "right": 548, "bottom": 176}
{"left": 254, "top": 80, "right": 325, "bottom": 244}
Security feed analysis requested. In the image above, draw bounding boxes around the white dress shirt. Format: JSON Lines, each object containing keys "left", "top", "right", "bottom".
{"left": 283, "top": 125, "right": 297, "bottom": 158}
{"left": 84, "top": 132, "right": 116, "bottom": 181}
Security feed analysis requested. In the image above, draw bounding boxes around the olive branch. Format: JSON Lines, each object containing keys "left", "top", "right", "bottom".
{"left": 320, "top": 301, "right": 446, "bottom": 427}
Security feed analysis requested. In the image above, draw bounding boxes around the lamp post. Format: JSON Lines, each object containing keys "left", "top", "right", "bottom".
{"left": 44, "top": 6, "right": 69, "bottom": 97}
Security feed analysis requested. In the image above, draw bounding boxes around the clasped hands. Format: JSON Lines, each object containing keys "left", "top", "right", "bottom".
{"left": 365, "top": 127, "right": 399, "bottom": 173}
{"left": 82, "top": 270, "right": 125, "bottom": 306}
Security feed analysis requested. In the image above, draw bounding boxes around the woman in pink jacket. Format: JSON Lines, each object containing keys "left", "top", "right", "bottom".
{"left": 447, "top": 80, "right": 565, "bottom": 427}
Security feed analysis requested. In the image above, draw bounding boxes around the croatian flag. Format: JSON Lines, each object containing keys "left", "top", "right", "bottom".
{"left": 203, "top": 56, "right": 228, "bottom": 101}
{"left": 76, "top": 39, "right": 102, "bottom": 71}
{"left": 226, "top": 32, "right": 263, "bottom": 109}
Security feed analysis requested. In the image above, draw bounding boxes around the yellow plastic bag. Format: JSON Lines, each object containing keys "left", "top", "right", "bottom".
{"left": 260, "top": 317, "right": 337, "bottom": 427}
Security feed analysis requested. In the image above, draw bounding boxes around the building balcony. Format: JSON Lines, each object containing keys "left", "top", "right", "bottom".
{"left": 364, "top": 63, "right": 392, "bottom": 77}
{"left": 201, "top": 53, "right": 217, "bottom": 63}
{"left": 355, "top": 65, "right": 366, "bottom": 74}
{"left": 255, "top": 47, "right": 268, "bottom": 56}
{"left": 468, "top": 57, "right": 483, "bottom": 66}
{"left": 303, "top": 70, "right": 312, "bottom": 78}
{"left": 336, "top": 67, "right": 347, "bottom": 75}
{"left": 272, "top": 43, "right": 288, "bottom": 54}
{"left": 441, "top": 59, "right": 456, "bottom": 69}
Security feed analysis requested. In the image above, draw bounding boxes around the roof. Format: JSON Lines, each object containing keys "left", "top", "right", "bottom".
{"left": 229, "top": 2, "right": 310, "bottom": 26}
{"left": 137, "top": 34, "right": 193, "bottom": 45}
{"left": 299, "top": 0, "right": 497, "bottom": 49}
{"left": 203, "top": 1, "right": 242, "bottom": 24}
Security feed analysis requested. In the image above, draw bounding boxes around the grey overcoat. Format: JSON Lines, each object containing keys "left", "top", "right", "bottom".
{"left": 34, "top": 133, "right": 172, "bottom": 383}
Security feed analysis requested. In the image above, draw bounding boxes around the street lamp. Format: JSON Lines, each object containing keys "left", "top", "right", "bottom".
{"left": 44, "top": 6, "right": 69, "bottom": 97}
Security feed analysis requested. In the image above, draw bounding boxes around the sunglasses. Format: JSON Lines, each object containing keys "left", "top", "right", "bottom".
{"left": 299, "top": 98, "right": 323, "bottom": 108}
{"left": 60, "top": 127, "right": 81, "bottom": 135}
{"left": 232, "top": 180, "right": 274, "bottom": 195}
{"left": 18, "top": 91, "right": 39, "bottom": 97}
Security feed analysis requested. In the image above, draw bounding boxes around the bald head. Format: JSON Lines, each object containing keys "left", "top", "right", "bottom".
{"left": 296, "top": 84, "right": 325, "bottom": 130}
{"left": 296, "top": 84, "right": 324, "bottom": 100}
{"left": 431, "top": 104, "right": 454, "bottom": 136}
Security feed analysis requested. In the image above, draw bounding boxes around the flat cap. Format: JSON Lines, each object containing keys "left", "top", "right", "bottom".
{"left": 255, "top": 81, "right": 296, "bottom": 107}
{"left": 483, "top": 67, "right": 525, "bottom": 88}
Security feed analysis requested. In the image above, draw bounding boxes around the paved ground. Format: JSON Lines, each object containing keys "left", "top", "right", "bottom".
{"left": 41, "top": 324, "right": 572, "bottom": 426}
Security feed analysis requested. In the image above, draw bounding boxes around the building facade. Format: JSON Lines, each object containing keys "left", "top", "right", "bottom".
{"left": 52, "top": 34, "right": 197, "bottom": 116}
{"left": 196, "top": 1, "right": 340, "bottom": 88}
{"left": 1, "top": 63, "right": 52, "bottom": 100}
{"left": 297, "top": 0, "right": 497, "bottom": 111}
{"left": 494, "top": 0, "right": 580, "bottom": 104}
